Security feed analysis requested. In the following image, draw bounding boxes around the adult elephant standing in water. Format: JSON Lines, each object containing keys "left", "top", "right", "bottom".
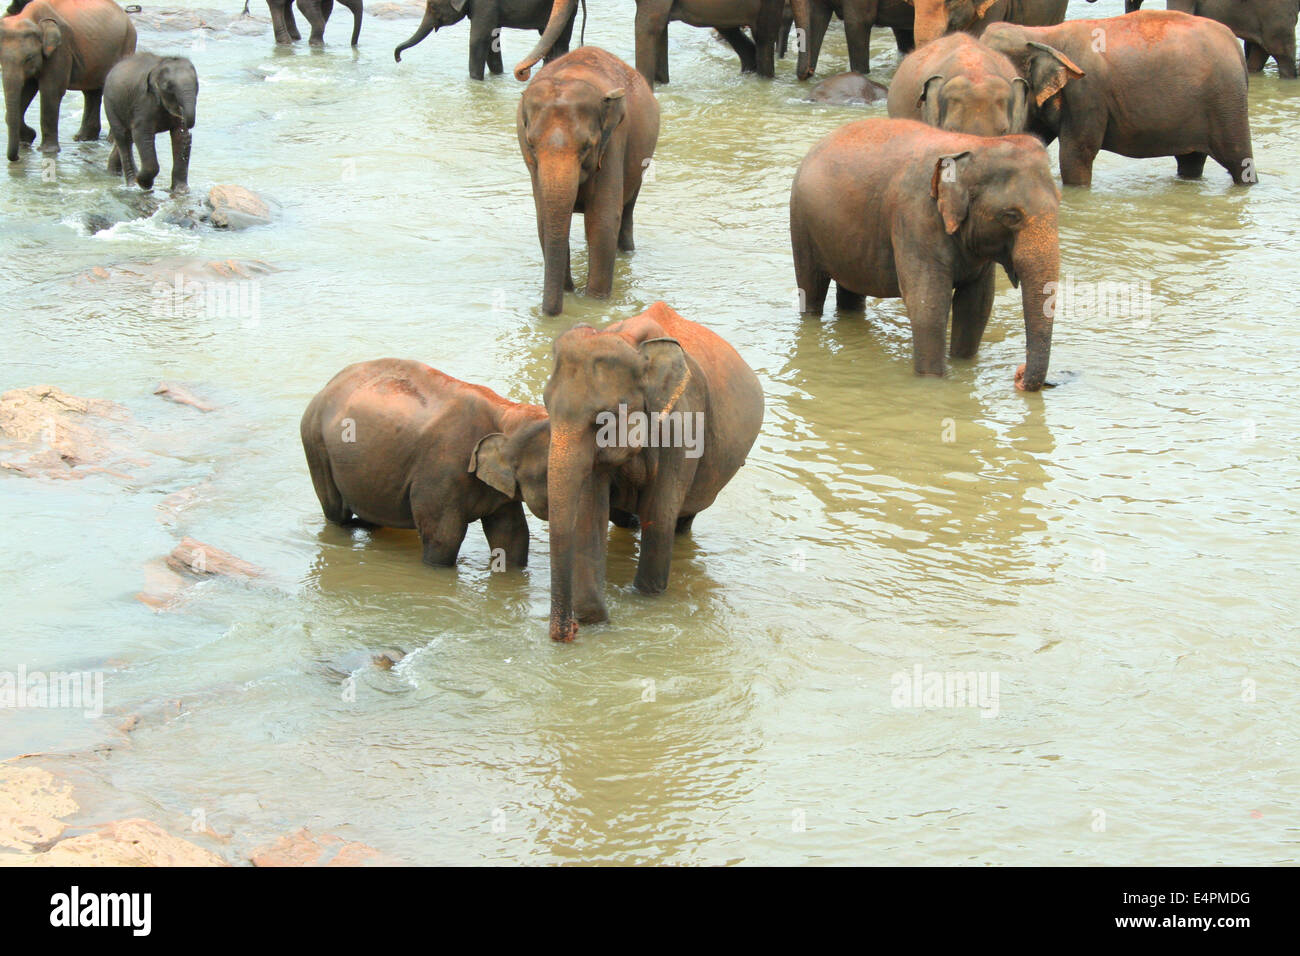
{"left": 544, "top": 302, "right": 764, "bottom": 643}
{"left": 264, "top": 0, "right": 363, "bottom": 46}
{"left": 900, "top": 0, "right": 1084, "bottom": 46}
{"left": 517, "top": 46, "right": 658, "bottom": 316}
{"left": 1124, "top": 0, "right": 1297, "bottom": 78}
{"left": 513, "top": 0, "right": 788, "bottom": 85}
{"left": 2, "top": 0, "right": 136, "bottom": 163}
{"left": 394, "top": 0, "right": 577, "bottom": 80}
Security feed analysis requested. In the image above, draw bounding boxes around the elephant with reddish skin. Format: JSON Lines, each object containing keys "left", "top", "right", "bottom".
{"left": 790, "top": 118, "right": 1060, "bottom": 390}
{"left": 514, "top": 0, "right": 788, "bottom": 86}
{"left": 518, "top": 46, "right": 658, "bottom": 316}
{"left": 887, "top": 32, "right": 1028, "bottom": 136}
{"left": 104, "top": 53, "right": 197, "bottom": 192}
{"left": 265, "top": 0, "right": 362, "bottom": 46}
{"left": 1124, "top": 0, "right": 1297, "bottom": 78}
{"left": 2, "top": 0, "right": 135, "bottom": 163}
{"left": 791, "top": 0, "right": 916, "bottom": 79}
{"left": 394, "top": 0, "right": 575, "bottom": 81}
{"left": 981, "top": 12, "right": 1256, "bottom": 186}
{"left": 300, "top": 359, "right": 551, "bottom": 569}
{"left": 899, "top": 0, "right": 1082, "bottom": 47}
{"left": 544, "top": 302, "right": 764, "bottom": 643}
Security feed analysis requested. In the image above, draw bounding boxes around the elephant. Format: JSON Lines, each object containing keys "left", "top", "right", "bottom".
{"left": 1124, "top": 0, "right": 1297, "bottom": 78}
{"left": 808, "top": 70, "right": 889, "bottom": 102}
{"left": 513, "top": 0, "right": 789, "bottom": 86}
{"left": 394, "top": 0, "right": 576, "bottom": 80}
{"left": 791, "top": 0, "right": 916, "bottom": 79}
{"left": 103, "top": 53, "right": 197, "bottom": 192}
{"left": 543, "top": 301, "right": 764, "bottom": 642}
{"left": 981, "top": 12, "right": 1256, "bottom": 186}
{"left": 790, "top": 118, "right": 1060, "bottom": 390}
{"left": 900, "top": 0, "right": 1083, "bottom": 47}
{"left": 300, "top": 359, "right": 551, "bottom": 568}
{"left": 517, "top": 46, "right": 659, "bottom": 316}
{"left": 1, "top": 0, "right": 136, "bottom": 163}
{"left": 265, "top": 0, "right": 362, "bottom": 46}
{"left": 887, "top": 31, "right": 1028, "bottom": 136}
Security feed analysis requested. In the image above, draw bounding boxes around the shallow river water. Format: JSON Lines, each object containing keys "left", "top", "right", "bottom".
{"left": 1, "top": 0, "right": 1297, "bottom": 864}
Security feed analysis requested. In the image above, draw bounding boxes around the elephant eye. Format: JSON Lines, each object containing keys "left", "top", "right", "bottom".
{"left": 999, "top": 208, "right": 1025, "bottom": 228}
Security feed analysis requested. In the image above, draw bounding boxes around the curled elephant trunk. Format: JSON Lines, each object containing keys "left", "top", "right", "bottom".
{"left": 514, "top": 0, "right": 577, "bottom": 81}
{"left": 394, "top": 4, "right": 437, "bottom": 62}
{"left": 535, "top": 154, "right": 579, "bottom": 316}
{"left": 1013, "top": 214, "right": 1059, "bottom": 392}
{"left": 5, "top": 77, "right": 23, "bottom": 163}
{"left": 790, "top": 0, "right": 814, "bottom": 80}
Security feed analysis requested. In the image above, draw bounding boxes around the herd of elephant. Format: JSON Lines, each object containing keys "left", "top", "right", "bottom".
{"left": 3, "top": 0, "right": 1287, "bottom": 642}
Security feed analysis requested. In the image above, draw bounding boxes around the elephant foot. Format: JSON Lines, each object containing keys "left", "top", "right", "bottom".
{"left": 170, "top": 183, "right": 189, "bottom": 196}
{"left": 73, "top": 128, "right": 100, "bottom": 142}
{"left": 575, "top": 602, "right": 608, "bottom": 625}
{"left": 20, "top": 125, "right": 35, "bottom": 144}
{"left": 38, "top": 142, "right": 59, "bottom": 156}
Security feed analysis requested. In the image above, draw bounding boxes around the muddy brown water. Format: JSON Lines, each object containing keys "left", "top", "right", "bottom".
{"left": 0, "top": 1, "right": 1296, "bottom": 864}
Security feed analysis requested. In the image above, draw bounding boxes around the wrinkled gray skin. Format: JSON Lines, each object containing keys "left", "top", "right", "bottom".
{"left": 265, "top": 0, "right": 362, "bottom": 46}
{"left": 887, "top": 32, "right": 1027, "bottom": 136}
{"left": 808, "top": 70, "right": 888, "bottom": 103}
{"left": 104, "top": 53, "right": 196, "bottom": 192}
{"left": 395, "top": 0, "right": 575, "bottom": 81}
{"left": 1124, "top": 0, "right": 1297, "bottom": 78}
{"left": 301, "top": 359, "right": 552, "bottom": 569}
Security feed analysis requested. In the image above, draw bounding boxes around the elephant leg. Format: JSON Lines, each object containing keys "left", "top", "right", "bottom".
{"left": 843, "top": 6, "right": 873, "bottom": 74}
{"left": 18, "top": 80, "right": 37, "bottom": 144}
{"left": 949, "top": 266, "right": 995, "bottom": 359}
{"left": 674, "top": 513, "right": 695, "bottom": 535}
{"left": 618, "top": 186, "right": 641, "bottom": 252}
{"left": 1244, "top": 40, "right": 1268, "bottom": 72}
{"left": 803, "top": 1, "right": 832, "bottom": 76}
{"left": 898, "top": 260, "right": 956, "bottom": 377}
{"left": 835, "top": 285, "right": 866, "bottom": 312}
{"left": 482, "top": 502, "right": 529, "bottom": 569}
{"left": 486, "top": 36, "right": 505, "bottom": 75}
{"left": 335, "top": 0, "right": 362, "bottom": 46}
{"left": 778, "top": 6, "right": 791, "bottom": 57}
{"left": 468, "top": 17, "right": 498, "bottom": 80}
{"left": 1268, "top": 33, "right": 1297, "bottom": 78}
{"left": 269, "top": 1, "right": 297, "bottom": 43}
{"left": 416, "top": 509, "right": 469, "bottom": 567}
{"left": 656, "top": 30, "right": 669, "bottom": 84}
{"left": 134, "top": 129, "right": 161, "bottom": 189}
{"left": 635, "top": 4, "right": 671, "bottom": 84}
{"left": 1175, "top": 151, "right": 1207, "bottom": 180}
{"left": 792, "top": 237, "right": 830, "bottom": 315}
{"left": 633, "top": 451, "right": 697, "bottom": 595}
{"left": 718, "top": 27, "right": 758, "bottom": 74}
{"left": 114, "top": 128, "right": 137, "bottom": 184}
{"left": 74, "top": 89, "right": 102, "bottom": 141}
{"left": 303, "top": 441, "right": 352, "bottom": 525}
{"left": 752, "top": 2, "right": 783, "bottom": 78}
{"left": 106, "top": 139, "right": 121, "bottom": 175}
{"left": 584, "top": 168, "right": 624, "bottom": 298}
{"left": 547, "top": 11, "right": 575, "bottom": 59}
{"left": 610, "top": 507, "right": 639, "bottom": 529}
{"left": 169, "top": 125, "right": 191, "bottom": 192}
{"left": 36, "top": 81, "right": 62, "bottom": 156}
{"left": 1209, "top": 130, "right": 1256, "bottom": 185}
{"left": 297, "top": 0, "right": 329, "bottom": 45}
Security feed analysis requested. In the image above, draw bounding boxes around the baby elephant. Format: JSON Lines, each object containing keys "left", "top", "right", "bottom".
{"left": 104, "top": 53, "right": 197, "bottom": 192}
{"left": 300, "top": 359, "right": 551, "bottom": 569}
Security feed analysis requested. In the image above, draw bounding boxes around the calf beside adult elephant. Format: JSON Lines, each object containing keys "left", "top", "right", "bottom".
{"left": 543, "top": 302, "right": 764, "bottom": 642}
{"left": 887, "top": 31, "right": 1028, "bottom": 136}
{"left": 790, "top": 118, "right": 1060, "bottom": 390}
{"left": 301, "top": 359, "right": 551, "bottom": 569}
{"left": 1124, "top": 0, "right": 1297, "bottom": 78}
{"left": 517, "top": 46, "right": 658, "bottom": 316}
{"left": 981, "top": 11, "right": 1256, "bottom": 185}
{"left": 104, "top": 52, "right": 197, "bottom": 192}
{"left": 1, "top": 0, "right": 136, "bottom": 163}
{"left": 514, "top": 0, "right": 788, "bottom": 85}
{"left": 394, "top": 0, "right": 576, "bottom": 80}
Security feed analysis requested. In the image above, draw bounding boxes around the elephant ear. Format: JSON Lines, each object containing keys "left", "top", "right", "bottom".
{"left": 469, "top": 432, "right": 517, "bottom": 499}
{"left": 597, "top": 88, "right": 626, "bottom": 171}
{"left": 930, "top": 151, "right": 973, "bottom": 236}
{"left": 39, "top": 18, "right": 61, "bottom": 58}
{"left": 1009, "top": 76, "right": 1030, "bottom": 132}
{"left": 451, "top": 0, "right": 469, "bottom": 10}
{"left": 918, "top": 74, "right": 945, "bottom": 127}
{"left": 639, "top": 337, "right": 692, "bottom": 420}
{"left": 1026, "top": 41, "right": 1084, "bottom": 107}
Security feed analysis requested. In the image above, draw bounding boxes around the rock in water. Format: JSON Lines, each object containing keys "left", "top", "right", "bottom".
{"left": 206, "top": 185, "right": 271, "bottom": 230}
{"left": 808, "top": 72, "right": 889, "bottom": 106}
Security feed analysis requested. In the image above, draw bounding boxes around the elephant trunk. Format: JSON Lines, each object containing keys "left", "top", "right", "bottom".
{"left": 790, "top": 0, "right": 813, "bottom": 79}
{"left": 514, "top": 0, "right": 577, "bottom": 81}
{"left": 1012, "top": 214, "right": 1058, "bottom": 392}
{"left": 547, "top": 426, "right": 595, "bottom": 642}
{"left": 5, "top": 74, "right": 22, "bottom": 163}
{"left": 912, "top": 5, "right": 951, "bottom": 47}
{"left": 536, "top": 154, "right": 579, "bottom": 316}
{"left": 394, "top": 4, "right": 437, "bottom": 62}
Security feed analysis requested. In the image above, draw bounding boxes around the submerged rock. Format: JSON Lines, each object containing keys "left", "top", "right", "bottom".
{"left": 250, "top": 827, "right": 390, "bottom": 867}
{"left": 205, "top": 185, "right": 272, "bottom": 230}
{"left": 808, "top": 72, "right": 889, "bottom": 105}
{"left": 367, "top": 1, "right": 423, "bottom": 17}
{"left": 0, "top": 386, "right": 132, "bottom": 479}
{"left": 165, "top": 537, "right": 263, "bottom": 579}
